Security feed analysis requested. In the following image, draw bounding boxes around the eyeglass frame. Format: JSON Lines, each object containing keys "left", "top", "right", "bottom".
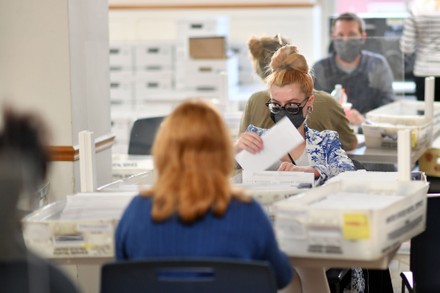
{"left": 265, "top": 97, "right": 310, "bottom": 115}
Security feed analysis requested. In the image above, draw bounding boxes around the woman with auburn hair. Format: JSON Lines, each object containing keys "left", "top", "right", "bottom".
{"left": 236, "top": 44, "right": 355, "bottom": 186}
{"left": 240, "top": 34, "right": 357, "bottom": 151}
{"left": 115, "top": 99, "right": 293, "bottom": 289}
{"left": 236, "top": 45, "right": 364, "bottom": 292}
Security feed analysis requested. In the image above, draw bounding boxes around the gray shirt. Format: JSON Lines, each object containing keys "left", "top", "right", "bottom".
{"left": 312, "top": 51, "right": 395, "bottom": 114}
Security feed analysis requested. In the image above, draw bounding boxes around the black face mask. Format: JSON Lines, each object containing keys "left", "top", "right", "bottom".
{"left": 333, "top": 38, "right": 363, "bottom": 63}
{"left": 270, "top": 109, "right": 306, "bottom": 129}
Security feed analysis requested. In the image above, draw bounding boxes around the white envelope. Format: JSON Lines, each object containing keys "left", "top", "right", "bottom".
{"left": 235, "top": 116, "right": 304, "bottom": 171}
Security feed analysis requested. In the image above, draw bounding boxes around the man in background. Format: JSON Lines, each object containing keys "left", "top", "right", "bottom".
{"left": 312, "top": 12, "right": 395, "bottom": 126}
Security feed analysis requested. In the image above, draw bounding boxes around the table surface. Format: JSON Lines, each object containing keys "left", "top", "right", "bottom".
{"left": 347, "top": 135, "right": 428, "bottom": 165}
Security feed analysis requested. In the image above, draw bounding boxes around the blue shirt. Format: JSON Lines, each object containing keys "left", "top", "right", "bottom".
{"left": 115, "top": 196, "right": 293, "bottom": 289}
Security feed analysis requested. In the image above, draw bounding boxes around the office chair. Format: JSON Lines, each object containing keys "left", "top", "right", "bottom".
{"left": 326, "top": 268, "right": 352, "bottom": 293}
{"left": 0, "top": 257, "right": 78, "bottom": 293}
{"left": 128, "top": 116, "right": 164, "bottom": 155}
{"left": 401, "top": 194, "right": 440, "bottom": 293}
{"left": 100, "top": 258, "right": 278, "bottom": 293}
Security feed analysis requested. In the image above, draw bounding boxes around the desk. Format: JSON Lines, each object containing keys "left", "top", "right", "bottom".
{"left": 347, "top": 135, "right": 427, "bottom": 166}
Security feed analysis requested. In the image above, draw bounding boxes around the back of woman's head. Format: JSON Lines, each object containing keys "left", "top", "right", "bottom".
{"left": 248, "top": 35, "right": 290, "bottom": 80}
{"left": 266, "top": 45, "right": 314, "bottom": 96}
{"left": 0, "top": 107, "right": 50, "bottom": 214}
{"left": 145, "top": 99, "right": 247, "bottom": 223}
{"left": 0, "top": 108, "right": 50, "bottom": 187}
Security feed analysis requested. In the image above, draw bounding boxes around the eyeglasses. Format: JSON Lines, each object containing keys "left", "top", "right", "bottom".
{"left": 265, "top": 97, "right": 309, "bottom": 115}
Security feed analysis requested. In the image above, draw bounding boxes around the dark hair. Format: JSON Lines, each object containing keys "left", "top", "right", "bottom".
{"left": 0, "top": 107, "right": 50, "bottom": 187}
{"left": 332, "top": 12, "right": 365, "bottom": 34}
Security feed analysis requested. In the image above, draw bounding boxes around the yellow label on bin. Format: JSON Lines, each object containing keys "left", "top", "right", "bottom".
{"left": 343, "top": 213, "right": 370, "bottom": 240}
{"left": 411, "top": 129, "right": 417, "bottom": 148}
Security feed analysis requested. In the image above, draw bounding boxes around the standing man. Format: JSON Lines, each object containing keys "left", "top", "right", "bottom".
{"left": 312, "top": 12, "right": 395, "bottom": 126}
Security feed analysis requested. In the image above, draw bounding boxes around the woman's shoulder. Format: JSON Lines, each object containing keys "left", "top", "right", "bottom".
{"left": 249, "top": 90, "right": 269, "bottom": 100}
{"left": 313, "top": 90, "right": 339, "bottom": 105}
{"left": 228, "top": 197, "right": 266, "bottom": 215}
{"left": 126, "top": 194, "right": 153, "bottom": 210}
{"left": 247, "top": 90, "right": 270, "bottom": 109}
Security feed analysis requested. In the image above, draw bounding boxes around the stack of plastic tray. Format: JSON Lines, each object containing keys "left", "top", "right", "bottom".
{"left": 362, "top": 100, "right": 440, "bottom": 149}
{"left": 273, "top": 177, "right": 429, "bottom": 260}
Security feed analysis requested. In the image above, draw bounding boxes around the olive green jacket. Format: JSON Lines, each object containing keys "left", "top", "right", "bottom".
{"left": 239, "top": 89, "right": 357, "bottom": 151}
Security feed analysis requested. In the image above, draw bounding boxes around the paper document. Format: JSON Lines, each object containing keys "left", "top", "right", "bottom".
{"left": 235, "top": 117, "right": 304, "bottom": 171}
{"left": 241, "top": 170, "right": 314, "bottom": 186}
{"left": 59, "top": 193, "right": 136, "bottom": 220}
{"left": 309, "top": 192, "right": 401, "bottom": 209}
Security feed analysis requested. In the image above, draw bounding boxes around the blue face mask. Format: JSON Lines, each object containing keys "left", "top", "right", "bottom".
{"left": 333, "top": 38, "right": 363, "bottom": 63}
{"left": 270, "top": 108, "right": 306, "bottom": 129}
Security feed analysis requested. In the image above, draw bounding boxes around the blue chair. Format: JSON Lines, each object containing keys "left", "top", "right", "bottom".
{"left": 100, "top": 258, "right": 278, "bottom": 293}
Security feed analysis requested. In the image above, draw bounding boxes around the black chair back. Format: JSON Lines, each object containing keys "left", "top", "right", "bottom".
{"left": 128, "top": 116, "right": 164, "bottom": 155}
{"left": 100, "top": 258, "right": 277, "bottom": 293}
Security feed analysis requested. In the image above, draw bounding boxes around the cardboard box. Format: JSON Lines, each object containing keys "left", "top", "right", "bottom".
{"left": 189, "top": 37, "right": 226, "bottom": 59}
{"left": 134, "top": 42, "right": 174, "bottom": 69}
{"left": 419, "top": 136, "right": 440, "bottom": 177}
{"left": 176, "top": 16, "right": 229, "bottom": 37}
{"left": 109, "top": 42, "right": 134, "bottom": 70}
{"left": 134, "top": 70, "right": 174, "bottom": 98}
{"left": 174, "top": 56, "right": 239, "bottom": 91}
{"left": 109, "top": 72, "right": 134, "bottom": 105}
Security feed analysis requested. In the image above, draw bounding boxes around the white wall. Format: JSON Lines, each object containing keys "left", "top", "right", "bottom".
{"left": 0, "top": 0, "right": 112, "bottom": 202}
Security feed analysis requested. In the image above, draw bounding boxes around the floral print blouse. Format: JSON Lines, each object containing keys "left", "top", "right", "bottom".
{"left": 246, "top": 123, "right": 355, "bottom": 186}
{"left": 247, "top": 123, "right": 364, "bottom": 292}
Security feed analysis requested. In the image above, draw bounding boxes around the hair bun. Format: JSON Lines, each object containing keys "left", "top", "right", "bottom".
{"left": 270, "top": 45, "right": 308, "bottom": 73}
{"left": 247, "top": 36, "right": 265, "bottom": 60}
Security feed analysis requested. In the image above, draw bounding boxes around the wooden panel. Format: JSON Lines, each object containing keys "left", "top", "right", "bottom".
{"left": 49, "top": 134, "right": 115, "bottom": 162}
{"left": 109, "top": 3, "right": 316, "bottom": 10}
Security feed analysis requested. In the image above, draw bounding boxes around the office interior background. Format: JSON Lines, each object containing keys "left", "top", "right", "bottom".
{"left": 107, "top": 0, "right": 414, "bottom": 152}
{"left": 0, "top": 0, "right": 415, "bottom": 202}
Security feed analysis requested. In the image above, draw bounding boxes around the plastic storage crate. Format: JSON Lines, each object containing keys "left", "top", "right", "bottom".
{"left": 274, "top": 178, "right": 429, "bottom": 260}
{"left": 362, "top": 100, "right": 439, "bottom": 149}
{"left": 22, "top": 192, "right": 136, "bottom": 259}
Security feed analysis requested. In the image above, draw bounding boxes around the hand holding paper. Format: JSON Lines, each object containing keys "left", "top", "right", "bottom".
{"left": 235, "top": 117, "right": 304, "bottom": 171}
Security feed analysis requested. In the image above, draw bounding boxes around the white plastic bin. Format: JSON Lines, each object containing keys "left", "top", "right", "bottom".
{"left": 362, "top": 120, "right": 432, "bottom": 149}
{"left": 22, "top": 192, "right": 136, "bottom": 259}
{"left": 363, "top": 100, "right": 440, "bottom": 148}
{"left": 273, "top": 179, "right": 429, "bottom": 260}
